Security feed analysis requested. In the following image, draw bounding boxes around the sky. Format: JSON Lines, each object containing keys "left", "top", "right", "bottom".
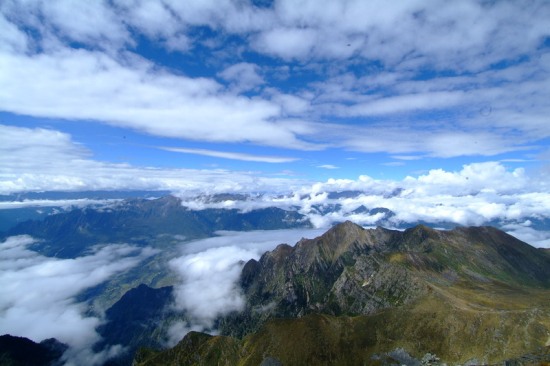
{"left": 0, "top": 0, "right": 549, "bottom": 193}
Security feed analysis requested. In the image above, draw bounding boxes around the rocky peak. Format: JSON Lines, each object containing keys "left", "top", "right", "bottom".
{"left": 291, "top": 221, "right": 372, "bottom": 267}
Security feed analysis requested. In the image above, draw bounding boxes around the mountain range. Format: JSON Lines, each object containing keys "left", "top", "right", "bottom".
{"left": 2, "top": 195, "right": 310, "bottom": 258}
{"left": 133, "top": 222, "right": 550, "bottom": 365}
{"left": 2, "top": 195, "right": 550, "bottom": 365}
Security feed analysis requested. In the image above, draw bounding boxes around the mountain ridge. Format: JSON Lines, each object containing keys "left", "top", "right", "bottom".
{"left": 136, "top": 221, "right": 550, "bottom": 365}
{"left": 2, "top": 195, "right": 311, "bottom": 258}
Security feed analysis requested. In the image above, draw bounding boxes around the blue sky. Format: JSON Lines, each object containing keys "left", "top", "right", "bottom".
{"left": 0, "top": 0, "right": 549, "bottom": 192}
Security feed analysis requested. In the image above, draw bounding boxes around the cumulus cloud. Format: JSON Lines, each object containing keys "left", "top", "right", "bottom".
{"left": 502, "top": 222, "right": 550, "bottom": 249}
{"left": 0, "top": 48, "right": 316, "bottom": 149}
{"left": 169, "top": 246, "right": 251, "bottom": 327}
{"left": 1, "top": 0, "right": 548, "bottom": 159}
{"left": 0, "top": 235, "right": 157, "bottom": 365}
{"left": 253, "top": 27, "right": 318, "bottom": 60}
{"left": 218, "top": 62, "right": 265, "bottom": 92}
{"left": 166, "top": 228, "right": 325, "bottom": 344}
{"left": 172, "top": 162, "right": 550, "bottom": 247}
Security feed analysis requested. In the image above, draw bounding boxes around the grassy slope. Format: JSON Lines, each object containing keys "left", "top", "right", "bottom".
{"left": 136, "top": 266, "right": 550, "bottom": 365}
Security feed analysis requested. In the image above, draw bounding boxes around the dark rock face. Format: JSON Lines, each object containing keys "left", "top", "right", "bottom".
{"left": 0, "top": 334, "right": 67, "bottom": 366}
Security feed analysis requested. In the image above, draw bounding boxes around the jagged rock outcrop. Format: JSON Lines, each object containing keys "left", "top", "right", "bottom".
{"left": 220, "top": 223, "right": 433, "bottom": 337}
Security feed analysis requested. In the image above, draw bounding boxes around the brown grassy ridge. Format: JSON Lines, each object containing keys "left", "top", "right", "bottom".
{"left": 135, "top": 288, "right": 550, "bottom": 366}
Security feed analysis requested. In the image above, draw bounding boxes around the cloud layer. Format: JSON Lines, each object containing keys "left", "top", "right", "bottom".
{"left": 0, "top": 235, "right": 157, "bottom": 365}
{"left": 173, "top": 162, "right": 550, "bottom": 247}
{"left": 0, "top": 0, "right": 548, "bottom": 158}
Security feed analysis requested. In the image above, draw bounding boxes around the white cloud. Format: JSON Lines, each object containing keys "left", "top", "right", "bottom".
{"left": 317, "top": 164, "right": 339, "bottom": 169}
{"left": 159, "top": 147, "right": 297, "bottom": 163}
{"left": 267, "top": 92, "right": 311, "bottom": 116}
{"left": 502, "top": 222, "right": 550, "bottom": 249}
{"left": 306, "top": 122, "right": 531, "bottom": 158}
{"left": 0, "top": 235, "right": 157, "bottom": 365}
{"left": 0, "top": 124, "right": 307, "bottom": 194}
{"left": 169, "top": 246, "right": 250, "bottom": 327}
{"left": 42, "top": 0, "right": 129, "bottom": 47}
{"left": 161, "top": 0, "right": 274, "bottom": 33}
{"left": 0, "top": 12, "right": 28, "bottom": 53}
{"left": 0, "top": 198, "right": 121, "bottom": 210}
{"left": 1, "top": 0, "right": 129, "bottom": 51}
{"left": 345, "top": 91, "right": 465, "bottom": 116}
{"left": 218, "top": 62, "right": 264, "bottom": 92}
{"left": 171, "top": 162, "right": 550, "bottom": 247}
{"left": 163, "top": 33, "right": 192, "bottom": 53}
{"left": 1, "top": 1, "right": 549, "bottom": 159}
{"left": 253, "top": 27, "right": 318, "bottom": 60}
{"left": 408, "top": 162, "right": 528, "bottom": 195}
{"left": 116, "top": 0, "right": 180, "bottom": 39}
{"left": 0, "top": 47, "right": 316, "bottom": 149}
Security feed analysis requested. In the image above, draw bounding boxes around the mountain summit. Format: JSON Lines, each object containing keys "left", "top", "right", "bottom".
{"left": 136, "top": 222, "right": 550, "bottom": 365}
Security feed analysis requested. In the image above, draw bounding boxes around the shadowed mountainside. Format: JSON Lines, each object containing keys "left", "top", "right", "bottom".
{"left": 0, "top": 335, "right": 67, "bottom": 366}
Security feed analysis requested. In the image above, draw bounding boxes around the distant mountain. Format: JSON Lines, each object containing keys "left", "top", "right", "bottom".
{"left": 0, "top": 334, "right": 67, "bottom": 366}
{"left": 3, "top": 195, "right": 311, "bottom": 258}
{"left": 0, "top": 207, "right": 60, "bottom": 232}
{"left": 326, "top": 190, "right": 364, "bottom": 199}
{"left": 136, "top": 222, "right": 550, "bottom": 365}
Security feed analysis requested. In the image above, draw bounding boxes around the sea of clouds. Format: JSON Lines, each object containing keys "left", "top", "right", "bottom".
{"left": 0, "top": 235, "right": 157, "bottom": 365}
{"left": 173, "top": 162, "right": 550, "bottom": 248}
{"left": 0, "top": 228, "right": 325, "bottom": 363}
{"left": 3, "top": 161, "right": 549, "bottom": 248}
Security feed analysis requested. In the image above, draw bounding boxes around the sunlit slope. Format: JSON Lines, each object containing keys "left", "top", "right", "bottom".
{"left": 136, "top": 222, "right": 550, "bottom": 365}
{"left": 137, "top": 303, "right": 550, "bottom": 365}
